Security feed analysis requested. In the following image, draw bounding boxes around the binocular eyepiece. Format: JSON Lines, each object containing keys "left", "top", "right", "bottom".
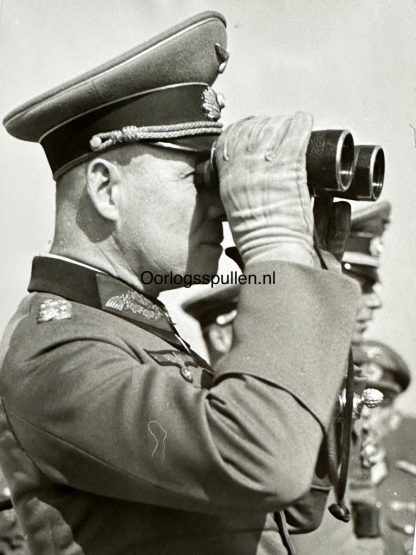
{"left": 195, "top": 130, "right": 385, "bottom": 202}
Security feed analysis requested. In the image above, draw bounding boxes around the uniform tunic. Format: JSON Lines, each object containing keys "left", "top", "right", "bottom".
{"left": 376, "top": 416, "right": 416, "bottom": 555}
{"left": 0, "top": 256, "right": 359, "bottom": 554}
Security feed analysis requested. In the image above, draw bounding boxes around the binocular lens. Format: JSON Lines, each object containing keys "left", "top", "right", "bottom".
{"left": 194, "top": 130, "right": 384, "bottom": 203}
{"left": 338, "top": 133, "right": 356, "bottom": 190}
{"left": 338, "top": 145, "right": 385, "bottom": 201}
{"left": 306, "top": 129, "right": 355, "bottom": 194}
{"left": 370, "top": 147, "right": 385, "bottom": 201}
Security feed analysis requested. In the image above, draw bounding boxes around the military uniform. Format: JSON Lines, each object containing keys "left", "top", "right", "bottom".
{"left": 354, "top": 340, "right": 415, "bottom": 555}
{"left": 341, "top": 203, "right": 392, "bottom": 554}
{"left": 0, "top": 472, "right": 27, "bottom": 555}
{"left": 377, "top": 416, "right": 416, "bottom": 555}
{"left": 0, "top": 255, "right": 358, "bottom": 554}
{"left": 1, "top": 11, "right": 361, "bottom": 555}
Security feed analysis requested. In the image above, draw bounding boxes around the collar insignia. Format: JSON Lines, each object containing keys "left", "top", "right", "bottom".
{"left": 37, "top": 298, "right": 72, "bottom": 323}
{"left": 362, "top": 361, "right": 383, "bottom": 383}
{"left": 105, "top": 290, "right": 164, "bottom": 321}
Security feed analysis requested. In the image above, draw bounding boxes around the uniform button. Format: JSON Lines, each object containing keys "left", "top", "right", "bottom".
{"left": 180, "top": 367, "right": 193, "bottom": 383}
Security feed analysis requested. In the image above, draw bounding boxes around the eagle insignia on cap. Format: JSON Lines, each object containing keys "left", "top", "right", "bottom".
{"left": 369, "top": 237, "right": 384, "bottom": 257}
{"left": 105, "top": 290, "right": 163, "bottom": 321}
{"left": 363, "top": 362, "right": 383, "bottom": 383}
{"left": 37, "top": 299, "right": 72, "bottom": 323}
{"left": 202, "top": 88, "right": 224, "bottom": 121}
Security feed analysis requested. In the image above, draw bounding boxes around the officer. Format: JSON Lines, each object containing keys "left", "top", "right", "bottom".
{"left": 342, "top": 201, "right": 391, "bottom": 345}
{"left": 0, "top": 12, "right": 359, "bottom": 555}
{"left": 354, "top": 340, "right": 415, "bottom": 555}
{"left": 339, "top": 202, "right": 393, "bottom": 554}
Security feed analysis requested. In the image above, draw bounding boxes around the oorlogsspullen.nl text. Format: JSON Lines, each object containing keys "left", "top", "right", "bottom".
{"left": 140, "top": 271, "right": 277, "bottom": 289}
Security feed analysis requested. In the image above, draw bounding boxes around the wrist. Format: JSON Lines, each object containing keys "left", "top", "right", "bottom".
{"left": 243, "top": 243, "right": 315, "bottom": 267}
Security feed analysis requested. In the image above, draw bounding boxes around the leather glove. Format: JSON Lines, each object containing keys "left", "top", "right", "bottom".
{"left": 214, "top": 112, "right": 315, "bottom": 268}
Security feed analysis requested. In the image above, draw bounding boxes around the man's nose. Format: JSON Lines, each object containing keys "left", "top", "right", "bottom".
{"left": 365, "top": 290, "right": 382, "bottom": 310}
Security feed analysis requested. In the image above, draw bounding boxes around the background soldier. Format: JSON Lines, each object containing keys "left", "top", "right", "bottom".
{"left": 354, "top": 340, "right": 415, "bottom": 555}
{"left": 341, "top": 201, "right": 391, "bottom": 346}
{"left": 341, "top": 202, "right": 391, "bottom": 552}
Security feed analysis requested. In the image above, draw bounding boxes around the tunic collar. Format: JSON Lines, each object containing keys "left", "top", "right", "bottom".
{"left": 28, "top": 256, "right": 191, "bottom": 353}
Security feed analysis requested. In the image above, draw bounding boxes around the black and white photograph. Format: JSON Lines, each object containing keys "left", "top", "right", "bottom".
{"left": 1, "top": 1, "right": 416, "bottom": 553}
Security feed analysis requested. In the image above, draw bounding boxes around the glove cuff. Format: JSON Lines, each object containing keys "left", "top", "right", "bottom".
{"left": 244, "top": 243, "right": 315, "bottom": 267}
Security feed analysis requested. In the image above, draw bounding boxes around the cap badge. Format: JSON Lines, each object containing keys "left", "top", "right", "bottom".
{"left": 202, "top": 88, "right": 224, "bottom": 121}
{"left": 369, "top": 237, "right": 384, "bottom": 257}
{"left": 37, "top": 299, "right": 72, "bottom": 323}
{"left": 216, "top": 309, "right": 237, "bottom": 327}
{"left": 363, "top": 362, "right": 383, "bottom": 383}
{"left": 105, "top": 290, "right": 163, "bottom": 321}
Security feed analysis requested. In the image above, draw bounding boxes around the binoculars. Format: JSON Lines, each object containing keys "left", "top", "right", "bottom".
{"left": 195, "top": 130, "right": 385, "bottom": 202}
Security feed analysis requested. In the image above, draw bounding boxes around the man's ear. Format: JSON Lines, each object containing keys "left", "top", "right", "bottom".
{"left": 86, "top": 158, "right": 121, "bottom": 221}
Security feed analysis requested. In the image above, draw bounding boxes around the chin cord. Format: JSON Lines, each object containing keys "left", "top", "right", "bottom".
{"left": 89, "top": 122, "right": 223, "bottom": 152}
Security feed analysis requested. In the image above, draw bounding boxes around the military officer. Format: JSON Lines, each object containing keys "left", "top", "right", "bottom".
{"left": 354, "top": 340, "right": 415, "bottom": 555}
{"left": 0, "top": 12, "right": 360, "bottom": 555}
{"left": 340, "top": 202, "right": 392, "bottom": 552}
{"left": 342, "top": 201, "right": 391, "bottom": 346}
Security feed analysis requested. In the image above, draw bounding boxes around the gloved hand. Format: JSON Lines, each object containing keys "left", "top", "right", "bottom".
{"left": 214, "top": 112, "right": 315, "bottom": 268}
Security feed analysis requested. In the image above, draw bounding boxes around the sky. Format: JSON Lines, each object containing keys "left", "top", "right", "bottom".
{"left": 1, "top": 0, "right": 416, "bottom": 413}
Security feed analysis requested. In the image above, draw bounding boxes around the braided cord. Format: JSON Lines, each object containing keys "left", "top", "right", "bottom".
{"left": 90, "top": 122, "right": 222, "bottom": 152}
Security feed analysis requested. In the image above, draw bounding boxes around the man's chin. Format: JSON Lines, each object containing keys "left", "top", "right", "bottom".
{"left": 352, "top": 330, "right": 365, "bottom": 345}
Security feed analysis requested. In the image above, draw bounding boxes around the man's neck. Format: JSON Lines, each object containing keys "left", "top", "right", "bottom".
{"left": 49, "top": 244, "right": 151, "bottom": 295}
